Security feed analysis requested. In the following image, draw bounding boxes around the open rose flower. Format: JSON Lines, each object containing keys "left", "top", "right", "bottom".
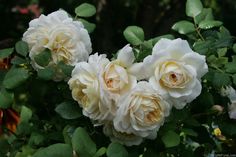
{"left": 103, "top": 122, "right": 143, "bottom": 146}
{"left": 100, "top": 44, "right": 142, "bottom": 102}
{"left": 114, "top": 81, "right": 171, "bottom": 139}
{"left": 23, "top": 10, "right": 92, "bottom": 80}
{"left": 143, "top": 38, "right": 208, "bottom": 109}
{"left": 68, "top": 54, "right": 114, "bottom": 122}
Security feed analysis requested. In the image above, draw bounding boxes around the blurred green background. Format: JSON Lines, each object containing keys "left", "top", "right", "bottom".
{"left": 0, "top": 0, "right": 236, "bottom": 55}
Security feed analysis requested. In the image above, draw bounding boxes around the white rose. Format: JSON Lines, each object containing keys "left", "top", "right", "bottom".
{"left": 100, "top": 44, "right": 142, "bottom": 101}
{"left": 23, "top": 10, "right": 92, "bottom": 76}
{"left": 68, "top": 53, "right": 114, "bottom": 122}
{"left": 103, "top": 122, "right": 143, "bottom": 146}
{"left": 143, "top": 38, "right": 208, "bottom": 109}
{"left": 114, "top": 81, "right": 171, "bottom": 139}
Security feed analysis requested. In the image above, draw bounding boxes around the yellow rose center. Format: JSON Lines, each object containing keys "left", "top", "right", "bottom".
{"left": 157, "top": 60, "right": 191, "bottom": 89}
{"left": 103, "top": 63, "right": 128, "bottom": 93}
{"left": 131, "top": 93, "right": 163, "bottom": 125}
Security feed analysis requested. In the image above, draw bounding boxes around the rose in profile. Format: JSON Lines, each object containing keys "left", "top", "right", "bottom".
{"left": 114, "top": 81, "right": 171, "bottom": 139}
{"left": 68, "top": 54, "right": 114, "bottom": 123}
{"left": 143, "top": 38, "right": 208, "bottom": 109}
{"left": 23, "top": 10, "right": 92, "bottom": 80}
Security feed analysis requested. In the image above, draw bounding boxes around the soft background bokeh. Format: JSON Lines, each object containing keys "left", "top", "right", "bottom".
{"left": 0, "top": 0, "right": 236, "bottom": 56}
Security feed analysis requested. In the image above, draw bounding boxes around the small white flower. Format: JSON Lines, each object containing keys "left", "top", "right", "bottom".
{"left": 103, "top": 122, "right": 143, "bottom": 146}
{"left": 100, "top": 44, "right": 142, "bottom": 102}
{"left": 23, "top": 10, "right": 92, "bottom": 80}
{"left": 68, "top": 53, "right": 114, "bottom": 122}
{"left": 143, "top": 38, "right": 208, "bottom": 109}
{"left": 222, "top": 86, "right": 236, "bottom": 119}
{"left": 114, "top": 81, "right": 171, "bottom": 139}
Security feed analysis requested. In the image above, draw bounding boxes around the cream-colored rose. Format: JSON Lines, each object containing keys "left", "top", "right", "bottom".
{"left": 114, "top": 81, "right": 171, "bottom": 139}
{"left": 68, "top": 54, "right": 114, "bottom": 122}
{"left": 100, "top": 45, "right": 142, "bottom": 101}
{"left": 103, "top": 122, "right": 143, "bottom": 146}
{"left": 143, "top": 38, "right": 208, "bottom": 109}
{"left": 23, "top": 10, "right": 92, "bottom": 80}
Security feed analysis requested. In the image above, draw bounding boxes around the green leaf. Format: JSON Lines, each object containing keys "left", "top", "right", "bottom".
{"left": 232, "top": 74, "right": 236, "bottom": 86}
{"left": 94, "top": 147, "right": 107, "bottom": 157}
{"left": 15, "top": 146, "right": 36, "bottom": 157}
{"left": 72, "top": 127, "right": 97, "bottom": 157}
{"left": 182, "top": 128, "right": 198, "bottom": 137}
{"left": 106, "top": 142, "right": 128, "bottom": 157}
{"left": 217, "top": 48, "right": 227, "bottom": 57}
{"left": 15, "top": 41, "right": 29, "bottom": 57}
{"left": 199, "top": 20, "right": 223, "bottom": 30}
{"left": 32, "top": 143, "right": 73, "bottom": 157}
{"left": 0, "top": 48, "right": 14, "bottom": 59}
{"left": 0, "top": 89, "right": 14, "bottom": 108}
{"left": 233, "top": 43, "right": 236, "bottom": 53}
{"left": 75, "top": 3, "right": 96, "bottom": 17}
{"left": 34, "top": 49, "right": 51, "bottom": 67}
{"left": 194, "top": 8, "right": 214, "bottom": 24}
{"left": 123, "top": 26, "right": 145, "bottom": 45}
{"left": 3, "top": 67, "right": 29, "bottom": 89}
{"left": 11, "top": 56, "right": 27, "bottom": 65}
{"left": 172, "top": 21, "right": 195, "bottom": 34}
{"left": 212, "top": 73, "right": 231, "bottom": 88}
{"left": 20, "top": 106, "right": 32, "bottom": 123}
{"left": 29, "top": 132, "right": 45, "bottom": 146}
{"left": 161, "top": 130, "right": 180, "bottom": 148}
{"left": 193, "top": 40, "right": 214, "bottom": 55}
{"left": 37, "top": 67, "right": 55, "bottom": 80}
{"left": 225, "top": 62, "right": 236, "bottom": 73}
{"left": 58, "top": 62, "right": 74, "bottom": 77}
{"left": 186, "top": 0, "right": 203, "bottom": 17}
{"left": 78, "top": 19, "right": 96, "bottom": 33}
{"left": 55, "top": 102, "right": 81, "bottom": 119}
{"left": 148, "top": 34, "right": 174, "bottom": 46}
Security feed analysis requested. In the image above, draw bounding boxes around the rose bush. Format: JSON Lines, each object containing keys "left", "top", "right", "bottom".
{"left": 0, "top": 0, "right": 236, "bottom": 157}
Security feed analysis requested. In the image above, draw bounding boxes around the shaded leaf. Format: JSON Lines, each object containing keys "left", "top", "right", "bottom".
{"left": 123, "top": 26, "right": 144, "bottom": 45}
{"left": 55, "top": 101, "right": 81, "bottom": 120}
{"left": 161, "top": 130, "right": 180, "bottom": 148}
{"left": 0, "top": 89, "right": 14, "bottom": 108}
{"left": 78, "top": 19, "right": 96, "bottom": 33}
{"left": 199, "top": 20, "right": 223, "bottom": 30}
{"left": 37, "top": 67, "right": 55, "bottom": 80}
{"left": 194, "top": 8, "right": 214, "bottom": 24}
{"left": 3, "top": 67, "right": 29, "bottom": 89}
{"left": 34, "top": 49, "right": 51, "bottom": 67}
{"left": 106, "top": 142, "right": 128, "bottom": 157}
{"left": 32, "top": 143, "right": 73, "bottom": 157}
{"left": 172, "top": 21, "right": 195, "bottom": 34}
{"left": 75, "top": 3, "right": 96, "bottom": 17}
{"left": 0, "top": 48, "right": 14, "bottom": 59}
{"left": 186, "top": 0, "right": 203, "bottom": 17}
{"left": 15, "top": 41, "right": 29, "bottom": 57}
{"left": 72, "top": 127, "right": 96, "bottom": 157}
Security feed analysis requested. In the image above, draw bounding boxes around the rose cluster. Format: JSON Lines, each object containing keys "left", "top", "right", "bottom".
{"left": 23, "top": 10, "right": 208, "bottom": 146}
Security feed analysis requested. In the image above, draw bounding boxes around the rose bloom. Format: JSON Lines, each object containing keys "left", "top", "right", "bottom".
{"left": 100, "top": 44, "right": 142, "bottom": 102}
{"left": 143, "top": 38, "right": 208, "bottom": 109}
{"left": 23, "top": 10, "right": 92, "bottom": 78}
{"left": 114, "top": 81, "right": 171, "bottom": 139}
{"left": 68, "top": 54, "right": 114, "bottom": 122}
{"left": 103, "top": 122, "right": 143, "bottom": 146}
